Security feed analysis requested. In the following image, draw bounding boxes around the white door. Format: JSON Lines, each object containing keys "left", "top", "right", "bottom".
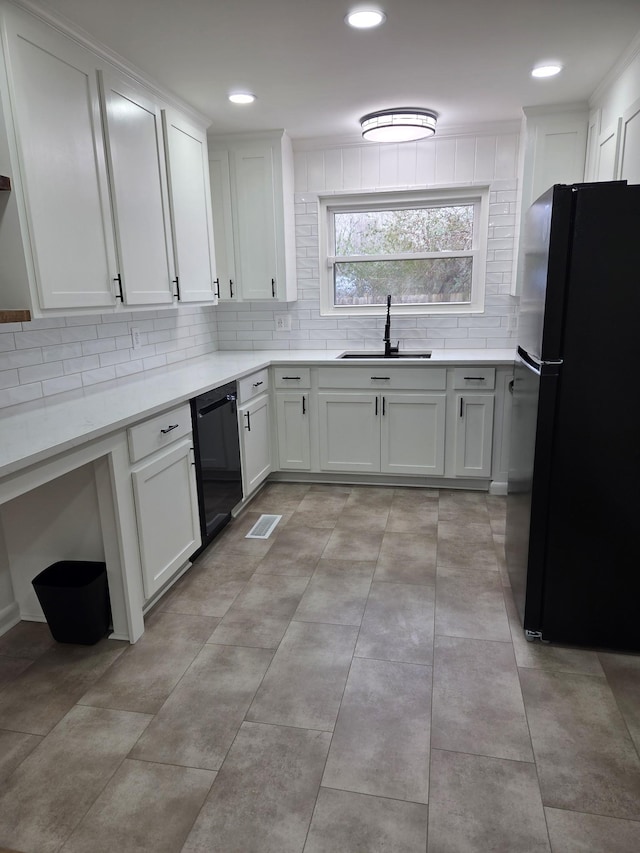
{"left": 239, "top": 395, "right": 272, "bottom": 496}
{"left": 454, "top": 394, "right": 495, "bottom": 478}
{"left": 99, "top": 71, "right": 174, "bottom": 305}
{"left": 232, "top": 146, "right": 278, "bottom": 300}
{"left": 318, "top": 393, "right": 380, "bottom": 473}
{"left": 275, "top": 393, "right": 311, "bottom": 470}
{"left": 208, "top": 150, "right": 236, "bottom": 300}
{"left": 132, "top": 438, "right": 200, "bottom": 599}
{"left": 4, "top": 12, "right": 116, "bottom": 309}
{"left": 163, "top": 110, "right": 216, "bottom": 303}
{"left": 381, "top": 393, "right": 446, "bottom": 476}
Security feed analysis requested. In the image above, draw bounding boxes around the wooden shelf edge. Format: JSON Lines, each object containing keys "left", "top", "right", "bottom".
{"left": 0, "top": 175, "right": 11, "bottom": 191}
{"left": 0, "top": 310, "right": 31, "bottom": 323}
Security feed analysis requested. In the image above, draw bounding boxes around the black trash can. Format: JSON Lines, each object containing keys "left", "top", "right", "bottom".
{"left": 32, "top": 561, "right": 111, "bottom": 645}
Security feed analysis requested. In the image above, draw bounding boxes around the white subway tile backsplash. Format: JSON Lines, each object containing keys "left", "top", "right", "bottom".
{"left": 2, "top": 305, "right": 218, "bottom": 410}
{"left": 18, "top": 361, "right": 63, "bottom": 384}
{"left": 59, "top": 325, "right": 98, "bottom": 343}
{"left": 0, "top": 349, "right": 42, "bottom": 370}
{"left": 0, "top": 369, "right": 18, "bottom": 389}
{"left": 82, "top": 366, "right": 117, "bottom": 386}
{"left": 63, "top": 355, "right": 100, "bottom": 375}
{"left": 42, "top": 373, "right": 83, "bottom": 397}
{"left": 15, "top": 329, "right": 62, "bottom": 349}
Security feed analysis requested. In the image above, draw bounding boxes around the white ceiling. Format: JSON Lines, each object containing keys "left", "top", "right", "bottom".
{"left": 38, "top": 0, "right": 640, "bottom": 140}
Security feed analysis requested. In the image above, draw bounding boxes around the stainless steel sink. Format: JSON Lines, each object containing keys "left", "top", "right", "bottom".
{"left": 338, "top": 351, "right": 432, "bottom": 359}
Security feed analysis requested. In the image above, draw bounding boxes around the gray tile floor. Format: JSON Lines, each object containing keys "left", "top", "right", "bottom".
{"left": 0, "top": 483, "right": 640, "bottom": 852}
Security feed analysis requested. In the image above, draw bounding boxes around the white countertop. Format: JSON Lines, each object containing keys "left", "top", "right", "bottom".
{"left": 0, "top": 348, "right": 514, "bottom": 479}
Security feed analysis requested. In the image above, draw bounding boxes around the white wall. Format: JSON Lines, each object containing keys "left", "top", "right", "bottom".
{"left": 215, "top": 126, "right": 520, "bottom": 353}
{"left": 0, "top": 305, "right": 218, "bottom": 410}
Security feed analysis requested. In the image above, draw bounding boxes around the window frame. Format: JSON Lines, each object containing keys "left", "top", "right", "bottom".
{"left": 318, "top": 186, "right": 490, "bottom": 317}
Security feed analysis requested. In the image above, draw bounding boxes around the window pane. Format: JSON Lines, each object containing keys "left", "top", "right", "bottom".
{"left": 334, "top": 257, "right": 473, "bottom": 305}
{"left": 334, "top": 205, "right": 473, "bottom": 255}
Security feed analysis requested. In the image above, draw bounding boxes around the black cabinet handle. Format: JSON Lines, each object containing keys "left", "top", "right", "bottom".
{"left": 271, "top": 278, "right": 276, "bottom": 297}
{"left": 371, "top": 376, "right": 390, "bottom": 381}
{"left": 230, "top": 279, "right": 234, "bottom": 298}
{"left": 463, "top": 376, "right": 485, "bottom": 381}
{"left": 214, "top": 278, "right": 220, "bottom": 298}
{"left": 113, "top": 273, "right": 124, "bottom": 301}
{"left": 172, "top": 276, "right": 181, "bottom": 300}
{"left": 252, "top": 381, "right": 263, "bottom": 388}
{"left": 508, "top": 379, "right": 515, "bottom": 395}
{"left": 459, "top": 397, "right": 464, "bottom": 418}
{"left": 375, "top": 397, "right": 378, "bottom": 416}
{"left": 302, "top": 395, "right": 306, "bottom": 415}
{"left": 281, "top": 376, "right": 301, "bottom": 380}
{"left": 160, "top": 424, "right": 179, "bottom": 434}
{"left": 382, "top": 396, "right": 386, "bottom": 416}
{"left": 244, "top": 411, "right": 251, "bottom": 431}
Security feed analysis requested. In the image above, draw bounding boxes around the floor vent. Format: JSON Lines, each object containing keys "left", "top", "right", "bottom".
{"left": 245, "top": 514, "right": 282, "bottom": 539}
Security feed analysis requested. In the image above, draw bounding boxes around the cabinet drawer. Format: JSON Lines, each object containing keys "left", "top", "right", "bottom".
{"left": 128, "top": 403, "right": 192, "bottom": 463}
{"left": 452, "top": 367, "right": 496, "bottom": 390}
{"left": 317, "top": 366, "right": 446, "bottom": 391}
{"left": 273, "top": 366, "right": 311, "bottom": 388}
{"left": 238, "top": 368, "right": 269, "bottom": 402}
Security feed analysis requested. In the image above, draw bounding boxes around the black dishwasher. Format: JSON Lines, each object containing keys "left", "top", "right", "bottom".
{"left": 190, "top": 381, "right": 242, "bottom": 553}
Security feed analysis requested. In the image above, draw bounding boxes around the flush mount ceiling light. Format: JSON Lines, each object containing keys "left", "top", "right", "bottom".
{"left": 228, "top": 92, "right": 256, "bottom": 104}
{"left": 531, "top": 64, "right": 563, "bottom": 78}
{"left": 346, "top": 9, "right": 386, "bottom": 29}
{"left": 360, "top": 108, "right": 438, "bottom": 142}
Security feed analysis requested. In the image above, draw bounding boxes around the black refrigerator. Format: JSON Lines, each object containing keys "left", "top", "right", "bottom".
{"left": 505, "top": 180, "right": 640, "bottom": 652}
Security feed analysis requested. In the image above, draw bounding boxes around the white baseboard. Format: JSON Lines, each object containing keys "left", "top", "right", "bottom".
{"left": 489, "top": 481, "right": 508, "bottom": 496}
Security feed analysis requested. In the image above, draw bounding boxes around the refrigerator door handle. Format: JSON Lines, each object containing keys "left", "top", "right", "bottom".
{"left": 517, "top": 346, "right": 563, "bottom": 376}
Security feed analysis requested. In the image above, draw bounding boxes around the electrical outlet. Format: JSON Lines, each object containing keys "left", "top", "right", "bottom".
{"left": 275, "top": 314, "right": 291, "bottom": 332}
{"left": 131, "top": 327, "right": 142, "bottom": 350}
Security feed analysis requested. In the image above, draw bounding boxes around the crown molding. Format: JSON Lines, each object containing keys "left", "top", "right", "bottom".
{"left": 590, "top": 28, "right": 640, "bottom": 107}
{"left": 5, "top": 0, "right": 212, "bottom": 128}
{"left": 292, "top": 119, "right": 521, "bottom": 152}
{"left": 522, "top": 102, "right": 589, "bottom": 118}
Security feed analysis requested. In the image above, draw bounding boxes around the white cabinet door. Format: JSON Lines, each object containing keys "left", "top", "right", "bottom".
{"left": 208, "top": 149, "right": 236, "bottom": 300}
{"left": 239, "top": 394, "right": 271, "bottom": 496}
{"left": 275, "top": 392, "right": 311, "bottom": 470}
{"left": 318, "top": 393, "right": 379, "bottom": 473}
{"left": 163, "top": 110, "right": 216, "bottom": 303}
{"left": 381, "top": 393, "right": 446, "bottom": 476}
{"left": 132, "top": 438, "right": 200, "bottom": 599}
{"left": 454, "top": 394, "right": 495, "bottom": 478}
{"left": 99, "top": 71, "right": 174, "bottom": 305}
{"left": 232, "top": 145, "right": 278, "bottom": 300}
{"left": 3, "top": 11, "right": 117, "bottom": 309}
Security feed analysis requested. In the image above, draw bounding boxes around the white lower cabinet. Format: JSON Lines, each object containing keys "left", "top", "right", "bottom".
{"left": 238, "top": 394, "right": 271, "bottom": 496}
{"left": 381, "top": 393, "right": 446, "bottom": 476}
{"left": 454, "top": 393, "right": 495, "bottom": 478}
{"left": 131, "top": 437, "right": 200, "bottom": 599}
{"left": 318, "top": 391, "right": 446, "bottom": 476}
{"left": 275, "top": 392, "right": 311, "bottom": 470}
{"left": 318, "top": 393, "right": 379, "bottom": 472}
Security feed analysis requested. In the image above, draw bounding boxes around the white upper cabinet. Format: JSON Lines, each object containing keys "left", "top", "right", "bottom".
{"left": 209, "top": 131, "right": 297, "bottom": 302}
{"left": 1, "top": 9, "right": 117, "bottom": 311}
{"left": 208, "top": 150, "right": 235, "bottom": 299}
{"left": 99, "top": 71, "right": 174, "bottom": 306}
{"left": 0, "top": 3, "right": 216, "bottom": 316}
{"left": 162, "top": 109, "right": 217, "bottom": 303}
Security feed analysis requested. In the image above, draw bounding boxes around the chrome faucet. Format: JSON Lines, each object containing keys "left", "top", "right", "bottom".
{"left": 383, "top": 294, "right": 399, "bottom": 358}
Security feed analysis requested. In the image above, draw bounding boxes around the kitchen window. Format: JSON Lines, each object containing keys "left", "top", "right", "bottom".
{"left": 319, "top": 187, "right": 489, "bottom": 316}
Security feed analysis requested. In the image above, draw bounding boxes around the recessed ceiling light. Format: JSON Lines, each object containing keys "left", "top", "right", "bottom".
{"left": 346, "top": 9, "right": 386, "bottom": 29}
{"left": 531, "top": 64, "right": 563, "bottom": 78}
{"left": 228, "top": 92, "right": 256, "bottom": 104}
